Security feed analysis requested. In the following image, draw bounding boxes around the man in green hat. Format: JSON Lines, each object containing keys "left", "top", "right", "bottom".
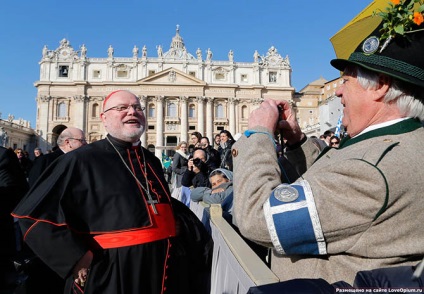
{"left": 232, "top": 2, "right": 424, "bottom": 285}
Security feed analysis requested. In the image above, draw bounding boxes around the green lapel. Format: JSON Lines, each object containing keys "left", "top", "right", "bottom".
{"left": 338, "top": 118, "right": 422, "bottom": 149}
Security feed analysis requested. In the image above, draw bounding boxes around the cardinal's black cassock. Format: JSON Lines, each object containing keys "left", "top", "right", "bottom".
{"left": 13, "top": 135, "right": 212, "bottom": 294}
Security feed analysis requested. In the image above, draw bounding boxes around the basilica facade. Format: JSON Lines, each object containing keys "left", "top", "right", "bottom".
{"left": 35, "top": 27, "right": 295, "bottom": 157}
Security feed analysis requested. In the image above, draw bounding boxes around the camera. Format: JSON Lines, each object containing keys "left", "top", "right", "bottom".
{"left": 277, "top": 105, "right": 283, "bottom": 124}
{"left": 192, "top": 157, "right": 202, "bottom": 167}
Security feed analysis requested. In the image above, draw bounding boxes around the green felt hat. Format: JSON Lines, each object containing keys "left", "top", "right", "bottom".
{"left": 331, "top": 22, "right": 424, "bottom": 89}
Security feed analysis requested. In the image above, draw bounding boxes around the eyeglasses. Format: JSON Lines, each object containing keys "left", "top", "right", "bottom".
{"left": 330, "top": 141, "right": 339, "bottom": 145}
{"left": 104, "top": 104, "right": 145, "bottom": 113}
{"left": 69, "top": 138, "right": 87, "bottom": 143}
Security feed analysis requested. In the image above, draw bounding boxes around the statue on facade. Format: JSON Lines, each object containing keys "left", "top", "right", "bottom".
{"left": 42, "top": 45, "right": 48, "bottom": 58}
{"left": 157, "top": 45, "right": 163, "bottom": 58}
{"left": 206, "top": 48, "right": 212, "bottom": 61}
{"left": 132, "top": 45, "right": 139, "bottom": 58}
{"left": 142, "top": 45, "right": 147, "bottom": 58}
{"left": 60, "top": 38, "right": 70, "bottom": 48}
{"left": 80, "top": 44, "right": 87, "bottom": 58}
{"left": 268, "top": 46, "right": 277, "bottom": 55}
{"left": 108, "top": 45, "right": 114, "bottom": 58}
{"left": 8, "top": 114, "right": 14, "bottom": 122}
{"left": 254, "top": 50, "right": 260, "bottom": 63}
{"left": 196, "top": 48, "right": 202, "bottom": 60}
{"left": 228, "top": 50, "right": 234, "bottom": 62}
{"left": 0, "top": 127, "right": 8, "bottom": 147}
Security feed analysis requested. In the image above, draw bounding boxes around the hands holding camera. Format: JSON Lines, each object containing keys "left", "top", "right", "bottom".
{"left": 188, "top": 157, "right": 203, "bottom": 173}
{"left": 248, "top": 99, "right": 304, "bottom": 145}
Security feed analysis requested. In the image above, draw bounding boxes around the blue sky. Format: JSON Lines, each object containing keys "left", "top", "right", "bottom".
{"left": 0, "top": 0, "right": 372, "bottom": 128}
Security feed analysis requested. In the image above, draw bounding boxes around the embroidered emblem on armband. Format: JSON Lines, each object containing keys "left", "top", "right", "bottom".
{"left": 263, "top": 180, "right": 327, "bottom": 256}
{"left": 274, "top": 184, "right": 299, "bottom": 202}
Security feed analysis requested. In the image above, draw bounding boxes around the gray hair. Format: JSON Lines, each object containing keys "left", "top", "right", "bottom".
{"left": 345, "top": 65, "right": 424, "bottom": 120}
{"left": 56, "top": 129, "right": 72, "bottom": 146}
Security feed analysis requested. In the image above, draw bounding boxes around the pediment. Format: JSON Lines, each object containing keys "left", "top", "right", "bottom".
{"left": 138, "top": 68, "right": 206, "bottom": 85}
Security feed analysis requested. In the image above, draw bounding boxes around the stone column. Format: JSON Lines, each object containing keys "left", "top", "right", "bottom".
{"left": 206, "top": 97, "right": 214, "bottom": 143}
{"left": 180, "top": 96, "right": 188, "bottom": 142}
{"left": 138, "top": 95, "right": 147, "bottom": 147}
{"left": 253, "top": 65, "right": 260, "bottom": 84}
{"left": 73, "top": 95, "right": 88, "bottom": 132}
{"left": 155, "top": 95, "right": 164, "bottom": 158}
{"left": 38, "top": 95, "right": 52, "bottom": 151}
{"left": 196, "top": 96, "right": 205, "bottom": 135}
{"left": 228, "top": 97, "right": 237, "bottom": 135}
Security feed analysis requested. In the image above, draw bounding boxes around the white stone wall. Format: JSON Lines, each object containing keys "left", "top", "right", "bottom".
{"left": 35, "top": 30, "right": 295, "bottom": 154}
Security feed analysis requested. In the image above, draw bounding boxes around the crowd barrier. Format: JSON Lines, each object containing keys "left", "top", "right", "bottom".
{"left": 189, "top": 201, "right": 280, "bottom": 294}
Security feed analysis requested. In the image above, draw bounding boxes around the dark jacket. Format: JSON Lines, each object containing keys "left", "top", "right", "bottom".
{"left": 28, "top": 148, "right": 64, "bottom": 187}
{"left": 181, "top": 162, "right": 210, "bottom": 188}
{"left": 0, "top": 147, "right": 29, "bottom": 269}
{"left": 204, "top": 146, "right": 220, "bottom": 171}
{"left": 219, "top": 140, "right": 234, "bottom": 171}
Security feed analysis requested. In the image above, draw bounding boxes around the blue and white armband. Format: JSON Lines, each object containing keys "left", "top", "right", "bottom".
{"left": 263, "top": 180, "right": 327, "bottom": 255}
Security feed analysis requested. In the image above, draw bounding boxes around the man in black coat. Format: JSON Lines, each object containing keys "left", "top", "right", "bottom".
{"left": 0, "top": 146, "right": 29, "bottom": 292}
{"left": 28, "top": 127, "right": 86, "bottom": 187}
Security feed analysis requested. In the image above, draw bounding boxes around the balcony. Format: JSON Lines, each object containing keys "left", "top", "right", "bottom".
{"left": 164, "top": 116, "right": 180, "bottom": 123}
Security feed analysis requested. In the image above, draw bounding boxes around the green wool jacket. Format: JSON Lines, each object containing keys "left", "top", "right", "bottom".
{"left": 232, "top": 118, "right": 424, "bottom": 284}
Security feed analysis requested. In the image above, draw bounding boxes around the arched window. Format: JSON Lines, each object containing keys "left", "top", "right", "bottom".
{"left": 188, "top": 104, "right": 195, "bottom": 118}
{"left": 148, "top": 103, "right": 155, "bottom": 118}
{"left": 216, "top": 104, "right": 224, "bottom": 118}
{"left": 241, "top": 105, "right": 248, "bottom": 119}
{"left": 92, "top": 103, "right": 99, "bottom": 117}
{"left": 168, "top": 102, "right": 177, "bottom": 117}
{"left": 57, "top": 102, "right": 67, "bottom": 118}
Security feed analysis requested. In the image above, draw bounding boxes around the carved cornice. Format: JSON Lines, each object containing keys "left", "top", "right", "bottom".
{"left": 39, "top": 95, "right": 52, "bottom": 103}
{"left": 73, "top": 95, "right": 89, "bottom": 102}
{"left": 137, "top": 95, "right": 148, "bottom": 103}
{"left": 179, "top": 96, "right": 188, "bottom": 103}
{"left": 155, "top": 95, "right": 165, "bottom": 102}
{"left": 206, "top": 97, "right": 215, "bottom": 104}
{"left": 196, "top": 96, "right": 206, "bottom": 103}
{"left": 251, "top": 98, "right": 264, "bottom": 105}
{"left": 228, "top": 97, "right": 239, "bottom": 105}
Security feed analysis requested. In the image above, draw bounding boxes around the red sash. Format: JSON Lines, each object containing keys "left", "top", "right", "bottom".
{"left": 93, "top": 204, "right": 176, "bottom": 249}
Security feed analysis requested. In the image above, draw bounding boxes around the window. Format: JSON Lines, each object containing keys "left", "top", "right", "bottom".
{"left": 57, "top": 102, "right": 67, "bottom": 118}
{"left": 188, "top": 104, "right": 195, "bottom": 118}
{"left": 168, "top": 102, "right": 177, "bottom": 117}
{"left": 117, "top": 70, "right": 128, "bottom": 78}
{"left": 189, "top": 71, "right": 196, "bottom": 77}
{"left": 148, "top": 70, "right": 155, "bottom": 76}
{"left": 93, "top": 70, "right": 101, "bottom": 78}
{"left": 92, "top": 103, "right": 99, "bottom": 117}
{"left": 216, "top": 104, "right": 224, "bottom": 118}
{"left": 215, "top": 72, "right": 225, "bottom": 80}
{"left": 269, "top": 72, "right": 277, "bottom": 83}
{"left": 148, "top": 104, "right": 155, "bottom": 118}
{"left": 189, "top": 126, "right": 195, "bottom": 130}
{"left": 241, "top": 105, "right": 248, "bottom": 119}
{"left": 148, "top": 125, "right": 155, "bottom": 130}
{"left": 217, "top": 126, "right": 224, "bottom": 131}
{"left": 59, "top": 66, "right": 69, "bottom": 77}
{"left": 241, "top": 74, "right": 248, "bottom": 82}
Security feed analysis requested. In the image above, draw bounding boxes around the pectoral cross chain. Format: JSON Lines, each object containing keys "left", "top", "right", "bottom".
{"left": 147, "top": 198, "right": 158, "bottom": 214}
